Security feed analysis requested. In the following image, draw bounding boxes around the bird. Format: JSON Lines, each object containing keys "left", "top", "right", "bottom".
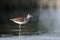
{"left": 9, "top": 14, "right": 33, "bottom": 35}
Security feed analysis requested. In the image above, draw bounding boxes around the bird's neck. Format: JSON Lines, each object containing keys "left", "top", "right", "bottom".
{"left": 24, "top": 16, "right": 30, "bottom": 21}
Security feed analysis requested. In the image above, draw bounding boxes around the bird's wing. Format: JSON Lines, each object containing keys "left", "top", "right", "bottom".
{"left": 9, "top": 17, "right": 25, "bottom": 22}
{"left": 16, "top": 17, "right": 24, "bottom": 22}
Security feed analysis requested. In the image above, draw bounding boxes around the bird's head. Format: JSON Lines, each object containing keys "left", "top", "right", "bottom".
{"left": 26, "top": 14, "right": 33, "bottom": 19}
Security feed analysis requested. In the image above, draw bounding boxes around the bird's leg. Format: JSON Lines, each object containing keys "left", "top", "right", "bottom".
{"left": 19, "top": 24, "right": 21, "bottom": 36}
{"left": 19, "top": 24, "right": 21, "bottom": 31}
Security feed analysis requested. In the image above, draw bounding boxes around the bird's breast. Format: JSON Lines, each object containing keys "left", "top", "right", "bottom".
{"left": 13, "top": 20, "right": 28, "bottom": 24}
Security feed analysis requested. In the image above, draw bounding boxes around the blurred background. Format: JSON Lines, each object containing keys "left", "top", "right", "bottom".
{"left": 0, "top": 0, "right": 60, "bottom": 37}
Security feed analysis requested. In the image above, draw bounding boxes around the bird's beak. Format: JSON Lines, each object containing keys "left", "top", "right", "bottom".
{"left": 30, "top": 15, "right": 33, "bottom": 18}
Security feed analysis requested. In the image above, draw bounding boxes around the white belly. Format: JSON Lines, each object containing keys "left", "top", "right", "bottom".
{"left": 13, "top": 21, "right": 28, "bottom": 24}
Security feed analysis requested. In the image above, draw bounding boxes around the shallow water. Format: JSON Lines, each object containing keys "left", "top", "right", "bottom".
{"left": 0, "top": 9, "right": 40, "bottom": 37}
{"left": 39, "top": 9, "right": 60, "bottom": 36}
{"left": 1, "top": 8, "right": 60, "bottom": 37}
